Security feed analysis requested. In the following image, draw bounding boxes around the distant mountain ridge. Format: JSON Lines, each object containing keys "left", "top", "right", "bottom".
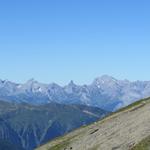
{"left": 1, "top": 75, "right": 150, "bottom": 111}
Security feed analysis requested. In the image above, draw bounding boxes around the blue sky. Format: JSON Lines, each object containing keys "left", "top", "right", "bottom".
{"left": 0, "top": 0, "right": 150, "bottom": 85}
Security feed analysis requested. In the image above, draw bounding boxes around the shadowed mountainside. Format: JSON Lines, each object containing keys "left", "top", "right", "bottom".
{"left": 0, "top": 100, "right": 108, "bottom": 150}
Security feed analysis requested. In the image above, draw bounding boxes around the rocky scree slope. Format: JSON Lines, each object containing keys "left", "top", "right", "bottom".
{"left": 36, "top": 97, "right": 150, "bottom": 150}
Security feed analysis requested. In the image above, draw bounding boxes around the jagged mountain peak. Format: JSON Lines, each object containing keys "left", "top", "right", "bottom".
{"left": 48, "top": 82, "right": 61, "bottom": 89}
{"left": 68, "top": 80, "right": 76, "bottom": 87}
{"left": 25, "top": 78, "right": 38, "bottom": 84}
{"left": 0, "top": 79, "right": 16, "bottom": 85}
{"left": 94, "top": 75, "right": 117, "bottom": 84}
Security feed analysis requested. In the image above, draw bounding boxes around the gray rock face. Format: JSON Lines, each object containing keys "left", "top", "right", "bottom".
{"left": 0, "top": 75, "right": 150, "bottom": 111}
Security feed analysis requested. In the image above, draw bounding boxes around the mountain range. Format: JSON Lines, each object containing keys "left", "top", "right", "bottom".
{"left": 1, "top": 75, "right": 150, "bottom": 150}
{"left": 1, "top": 75, "right": 150, "bottom": 111}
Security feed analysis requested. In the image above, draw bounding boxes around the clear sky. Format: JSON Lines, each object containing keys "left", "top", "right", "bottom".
{"left": 0, "top": 0, "right": 150, "bottom": 85}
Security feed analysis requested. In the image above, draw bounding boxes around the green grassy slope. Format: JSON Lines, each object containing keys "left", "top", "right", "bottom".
{"left": 131, "top": 136, "right": 150, "bottom": 150}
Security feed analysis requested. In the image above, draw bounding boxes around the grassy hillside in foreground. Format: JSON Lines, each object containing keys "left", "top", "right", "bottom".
{"left": 36, "top": 97, "right": 150, "bottom": 150}
{"left": 131, "top": 136, "right": 150, "bottom": 150}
